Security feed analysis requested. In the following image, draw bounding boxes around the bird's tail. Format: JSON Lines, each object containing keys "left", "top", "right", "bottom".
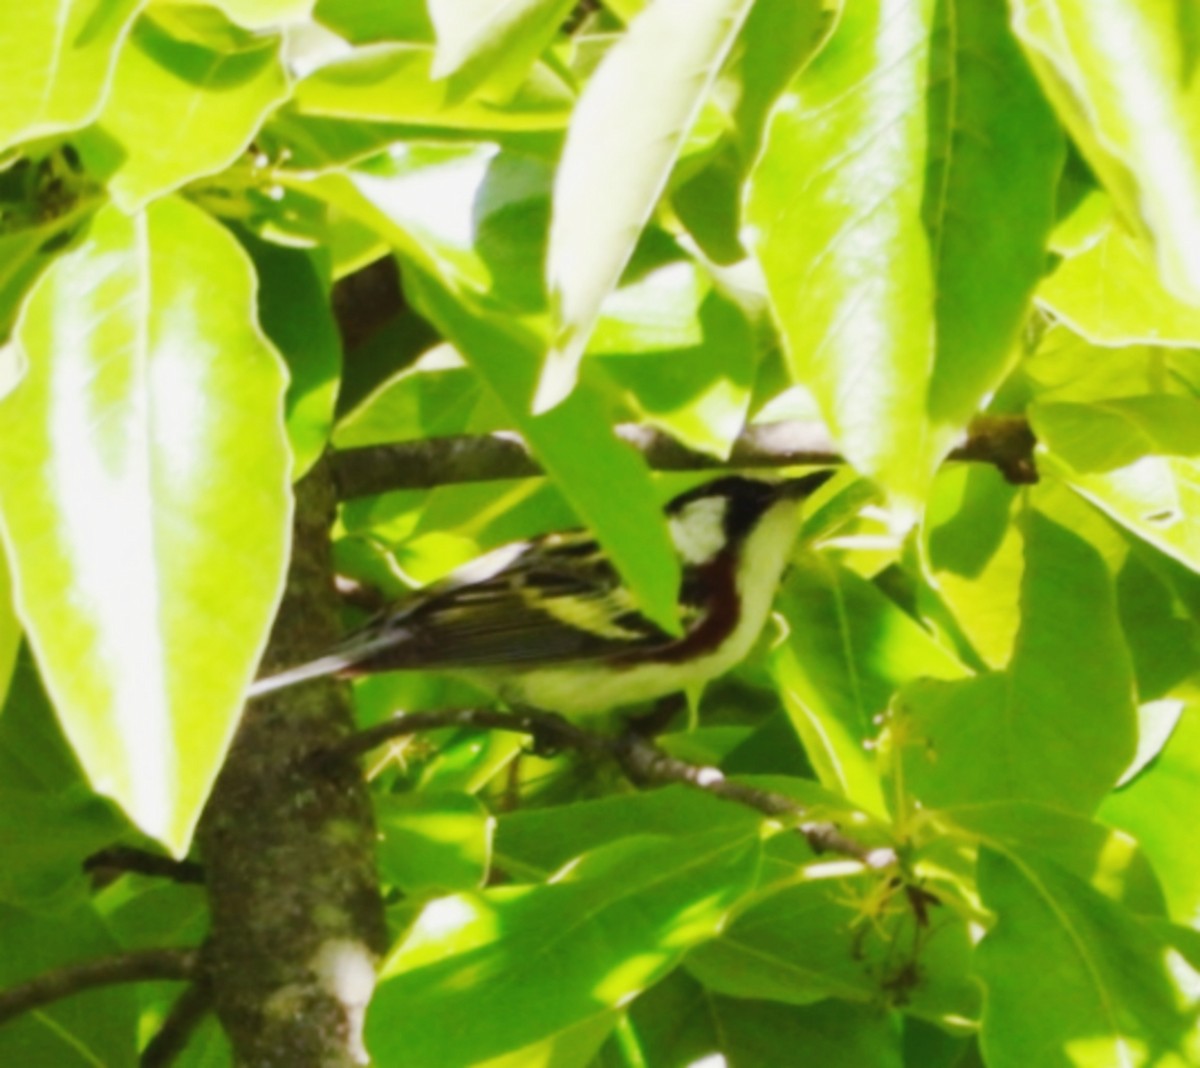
{"left": 246, "top": 653, "right": 360, "bottom": 699}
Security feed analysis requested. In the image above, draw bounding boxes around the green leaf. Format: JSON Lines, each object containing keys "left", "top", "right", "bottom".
{"left": 1040, "top": 226, "right": 1200, "bottom": 347}
{"left": 746, "top": 0, "right": 934, "bottom": 510}
{"left": 685, "top": 863, "right": 978, "bottom": 1024}
{"left": 0, "top": 903, "right": 137, "bottom": 1066}
{"left": 241, "top": 235, "right": 341, "bottom": 478}
{"left": 976, "top": 848, "right": 1200, "bottom": 1068}
{"left": 428, "top": 0, "right": 578, "bottom": 97}
{"left": 376, "top": 791, "right": 494, "bottom": 894}
{"left": 593, "top": 260, "right": 756, "bottom": 458}
{"left": 0, "top": 544, "right": 17, "bottom": 711}
{"left": 540, "top": 0, "right": 757, "bottom": 410}
{"left": 898, "top": 501, "right": 1138, "bottom": 813}
{"left": 78, "top": 6, "right": 290, "bottom": 210}
{"left": 0, "top": 0, "right": 143, "bottom": 151}
{"left": 1032, "top": 397, "right": 1200, "bottom": 573}
{"left": 366, "top": 829, "right": 761, "bottom": 1067}
{"left": 1102, "top": 705, "right": 1200, "bottom": 923}
{"left": 495, "top": 785, "right": 758, "bottom": 879}
{"left": 0, "top": 202, "right": 97, "bottom": 341}
{"left": 924, "top": 466, "right": 1024, "bottom": 668}
{"left": 1009, "top": 0, "right": 1200, "bottom": 303}
{"left": 0, "top": 199, "right": 292, "bottom": 853}
{"left": 312, "top": 0, "right": 434, "bottom": 43}
{"left": 294, "top": 43, "right": 572, "bottom": 130}
{"left": 334, "top": 344, "right": 481, "bottom": 448}
{"left": 939, "top": 800, "right": 1166, "bottom": 915}
{"left": 771, "top": 555, "right": 965, "bottom": 817}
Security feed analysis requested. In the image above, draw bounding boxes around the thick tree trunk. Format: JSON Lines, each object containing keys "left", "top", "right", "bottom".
{"left": 198, "top": 460, "right": 387, "bottom": 1066}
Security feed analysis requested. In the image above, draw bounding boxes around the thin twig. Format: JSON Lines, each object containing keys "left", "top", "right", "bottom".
{"left": 321, "top": 709, "right": 896, "bottom": 867}
{"left": 329, "top": 416, "right": 1038, "bottom": 499}
{"left": 0, "top": 948, "right": 200, "bottom": 1027}
{"left": 84, "top": 846, "right": 204, "bottom": 885}
{"left": 141, "top": 980, "right": 214, "bottom": 1068}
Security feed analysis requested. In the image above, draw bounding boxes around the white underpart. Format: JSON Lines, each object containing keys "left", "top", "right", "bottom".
{"left": 494, "top": 498, "right": 804, "bottom": 714}
{"left": 668, "top": 496, "right": 729, "bottom": 564}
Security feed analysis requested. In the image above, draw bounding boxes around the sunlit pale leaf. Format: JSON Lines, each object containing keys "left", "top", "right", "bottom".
{"left": 366, "top": 829, "right": 761, "bottom": 1067}
{"left": 0, "top": 0, "right": 143, "bottom": 151}
{"left": 977, "top": 849, "right": 1200, "bottom": 1068}
{"left": 0, "top": 199, "right": 292, "bottom": 853}
{"left": 79, "top": 6, "right": 290, "bottom": 210}
{"left": 1032, "top": 397, "right": 1200, "bottom": 573}
{"left": 898, "top": 499, "right": 1138, "bottom": 813}
{"left": 210, "top": 0, "right": 314, "bottom": 30}
{"left": 1010, "top": 0, "right": 1200, "bottom": 303}
{"left": 428, "top": 0, "right": 577, "bottom": 97}
{"left": 295, "top": 43, "right": 572, "bottom": 129}
{"left": 540, "top": 0, "right": 757, "bottom": 411}
{"left": 1040, "top": 226, "right": 1200, "bottom": 347}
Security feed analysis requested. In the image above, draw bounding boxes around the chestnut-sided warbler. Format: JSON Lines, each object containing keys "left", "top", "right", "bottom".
{"left": 249, "top": 472, "right": 832, "bottom": 713}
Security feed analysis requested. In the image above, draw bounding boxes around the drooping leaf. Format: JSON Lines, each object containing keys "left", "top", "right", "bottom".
{"left": 1010, "top": 0, "right": 1200, "bottom": 303}
{"left": 0, "top": 199, "right": 292, "bottom": 853}
{"left": 540, "top": 0, "right": 758, "bottom": 410}
{"left": 746, "top": 0, "right": 934, "bottom": 511}
{"left": 0, "top": 0, "right": 143, "bottom": 151}
{"left": 78, "top": 5, "right": 290, "bottom": 210}
{"left": 922, "top": 0, "right": 1063, "bottom": 438}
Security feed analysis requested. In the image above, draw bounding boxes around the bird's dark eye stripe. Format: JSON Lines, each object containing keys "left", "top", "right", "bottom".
{"left": 543, "top": 538, "right": 602, "bottom": 559}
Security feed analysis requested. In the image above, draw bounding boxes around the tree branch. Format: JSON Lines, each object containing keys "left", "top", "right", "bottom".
{"left": 330, "top": 415, "right": 1038, "bottom": 499}
{"left": 321, "top": 709, "right": 896, "bottom": 868}
{"left": 0, "top": 948, "right": 199, "bottom": 1027}
{"left": 84, "top": 846, "right": 204, "bottom": 886}
{"left": 140, "top": 980, "right": 214, "bottom": 1068}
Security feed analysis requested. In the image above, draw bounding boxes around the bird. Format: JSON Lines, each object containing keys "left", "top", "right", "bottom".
{"left": 248, "top": 471, "right": 833, "bottom": 714}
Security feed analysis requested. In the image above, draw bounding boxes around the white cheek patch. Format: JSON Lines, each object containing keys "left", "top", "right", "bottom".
{"left": 668, "top": 497, "right": 728, "bottom": 564}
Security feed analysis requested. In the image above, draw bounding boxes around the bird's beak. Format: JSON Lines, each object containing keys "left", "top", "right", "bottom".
{"left": 778, "top": 470, "right": 835, "bottom": 500}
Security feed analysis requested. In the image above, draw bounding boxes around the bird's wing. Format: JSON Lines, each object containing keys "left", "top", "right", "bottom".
{"left": 342, "top": 533, "right": 687, "bottom": 673}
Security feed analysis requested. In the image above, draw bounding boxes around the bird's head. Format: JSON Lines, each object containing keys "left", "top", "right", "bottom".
{"left": 664, "top": 472, "right": 833, "bottom": 566}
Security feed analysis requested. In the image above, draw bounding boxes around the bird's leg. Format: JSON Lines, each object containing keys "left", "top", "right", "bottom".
{"left": 624, "top": 692, "right": 688, "bottom": 739}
